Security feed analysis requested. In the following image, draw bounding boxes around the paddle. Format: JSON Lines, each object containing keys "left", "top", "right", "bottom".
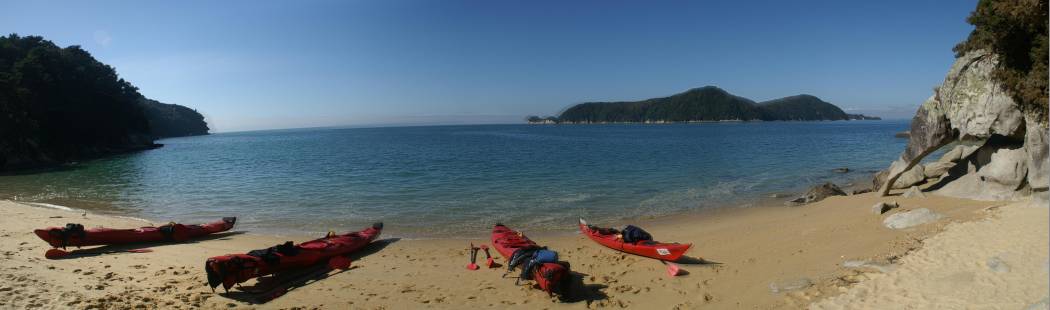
{"left": 479, "top": 244, "right": 499, "bottom": 268}
{"left": 662, "top": 261, "right": 685, "bottom": 277}
{"left": 44, "top": 247, "right": 153, "bottom": 259}
{"left": 466, "top": 243, "right": 480, "bottom": 270}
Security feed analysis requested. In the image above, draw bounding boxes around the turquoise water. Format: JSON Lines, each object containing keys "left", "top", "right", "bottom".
{"left": 0, "top": 121, "right": 909, "bottom": 237}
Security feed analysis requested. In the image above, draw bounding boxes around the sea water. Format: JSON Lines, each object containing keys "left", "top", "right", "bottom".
{"left": 0, "top": 121, "right": 910, "bottom": 237}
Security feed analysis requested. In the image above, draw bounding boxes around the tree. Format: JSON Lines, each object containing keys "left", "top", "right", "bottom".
{"left": 954, "top": 0, "right": 1049, "bottom": 126}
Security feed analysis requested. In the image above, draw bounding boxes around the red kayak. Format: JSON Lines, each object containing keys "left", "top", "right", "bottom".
{"left": 578, "top": 219, "right": 692, "bottom": 262}
{"left": 491, "top": 224, "right": 569, "bottom": 295}
{"left": 206, "top": 222, "right": 383, "bottom": 292}
{"left": 34, "top": 217, "right": 237, "bottom": 248}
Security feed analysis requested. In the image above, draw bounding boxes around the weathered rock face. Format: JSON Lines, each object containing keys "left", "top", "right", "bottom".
{"left": 923, "top": 162, "right": 956, "bottom": 179}
{"left": 938, "top": 145, "right": 980, "bottom": 163}
{"left": 1024, "top": 114, "right": 1049, "bottom": 190}
{"left": 902, "top": 186, "right": 926, "bottom": 198}
{"left": 879, "top": 50, "right": 1049, "bottom": 200}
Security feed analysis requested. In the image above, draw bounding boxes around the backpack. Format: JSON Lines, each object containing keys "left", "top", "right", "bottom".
{"left": 621, "top": 225, "right": 652, "bottom": 243}
{"left": 518, "top": 249, "right": 559, "bottom": 281}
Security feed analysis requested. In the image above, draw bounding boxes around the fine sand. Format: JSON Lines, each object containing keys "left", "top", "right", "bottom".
{"left": 0, "top": 191, "right": 1037, "bottom": 309}
{"left": 811, "top": 198, "right": 1049, "bottom": 309}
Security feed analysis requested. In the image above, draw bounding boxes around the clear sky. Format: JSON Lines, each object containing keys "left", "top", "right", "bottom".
{"left": 3, "top": 0, "right": 978, "bottom": 132}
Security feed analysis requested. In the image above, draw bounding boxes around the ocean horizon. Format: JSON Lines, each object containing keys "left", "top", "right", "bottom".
{"left": 0, "top": 120, "right": 911, "bottom": 237}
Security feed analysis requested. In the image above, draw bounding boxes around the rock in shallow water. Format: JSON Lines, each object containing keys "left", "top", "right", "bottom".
{"left": 883, "top": 208, "right": 943, "bottom": 229}
{"left": 786, "top": 182, "right": 846, "bottom": 206}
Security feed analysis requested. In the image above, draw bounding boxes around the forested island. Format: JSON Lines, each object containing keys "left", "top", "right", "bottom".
{"left": 528, "top": 86, "right": 879, "bottom": 124}
{"left": 0, "top": 34, "right": 208, "bottom": 172}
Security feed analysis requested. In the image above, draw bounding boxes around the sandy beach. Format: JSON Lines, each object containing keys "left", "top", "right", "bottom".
{"left": 1, "top": 189, "right": 1043, "bottom": 309}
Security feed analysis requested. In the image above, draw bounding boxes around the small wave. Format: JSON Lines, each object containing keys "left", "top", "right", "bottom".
{"left": 555, "top": 193, "right": 594, "bottom": 203}
{"left": 112, "top": 215, "right": 154, "bottom": 224}
{"left": 24, "top": 202, "right": 78, "bottom": 212}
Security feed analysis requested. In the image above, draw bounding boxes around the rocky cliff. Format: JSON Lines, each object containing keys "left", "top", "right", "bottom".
{"left": 876, "top": 50, "right": 1048, "bottom": 200}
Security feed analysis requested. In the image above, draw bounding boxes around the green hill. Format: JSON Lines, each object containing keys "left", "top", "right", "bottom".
{"left": 139, "top": 97, "right": 209, "bottom": 138}
{"left": 0, "top": 34, "right": 208, "bottom": 172}
{"left": 756, "top": 94, "right": 848, "bottom": 121}
{"left": 556, "top": 86, "right": 764, "bottom": 123}
{"left": 532, "top": 86, "right": 879, "bottom": 124}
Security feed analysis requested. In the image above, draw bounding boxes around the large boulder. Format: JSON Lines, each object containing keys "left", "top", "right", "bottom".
{"left": 878, "top": 50, "right": 1047, "bottom": 201}
{"left": 978, "top": 148, "right": 1028, "bottom": 189}
{"left": 937, "top": 145, "right": 980, "bottom": 163}
{"left": 1024, "top": 115, "right": 1049, "bottom": 191}
{"left": 923, "top": 161, "right": 956, "bottom": 179}
{"left": 937, "top": 52, "right": 1025, "bottom": 140}
{"left": 902, "top": 186, "right": 926, "bottom": 198}
{"left": 890, "top": 164, "right": 926, "bottom": 189}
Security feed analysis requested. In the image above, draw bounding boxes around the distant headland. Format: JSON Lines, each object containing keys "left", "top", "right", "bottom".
{"left": 0, "top": 34, "right": 209, "bottom": 172}
{"left": 527, "top": 86, "right": 880, "bottom": 124}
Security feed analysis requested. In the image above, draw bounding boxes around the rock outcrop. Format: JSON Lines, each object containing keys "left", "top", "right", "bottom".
{"left": 878, "top": 50, "right": 1049, "bottom": 201}
{"left": 902, "top": 186, "right": 926, "bottom": 198}
{"left": 786, "top": 182, "right": 846, "bottom": 206}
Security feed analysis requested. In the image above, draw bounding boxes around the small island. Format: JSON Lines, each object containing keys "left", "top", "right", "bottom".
{"left": 528, "top": 86, "right": 880, "bottom": 124}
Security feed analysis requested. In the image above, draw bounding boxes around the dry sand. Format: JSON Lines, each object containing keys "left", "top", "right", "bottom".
{"left": 811, "top": 198, "right": 1049, "bottom": 310}
{"left": 0, "top": 191, "right": 1036, "bottom": 309}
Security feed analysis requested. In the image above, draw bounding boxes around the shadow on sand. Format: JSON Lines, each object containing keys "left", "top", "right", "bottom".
{"left": 557, "top": 271, "right": 609, "bottom": 304}
{"left": 46, "top": 231, "right": 247, "bottom": 259}
{"left": 221, "top": 237, "right": 401, "bottom": 304}
{"left": 675, "top": 255, "right": 722, "bottom": 265}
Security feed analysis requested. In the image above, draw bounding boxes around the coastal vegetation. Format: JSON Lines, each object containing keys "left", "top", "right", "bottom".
{"left": 953, "top": 0, "right": 1048, "bottom": 125}
{"left": 139, "top": 97, "right": 209, "bottom": 138}
{"left": 528, "top": 86, "right": 879, "bottom": 124}
{"left": 0, "top": 34, "right": 208, "bottom": 171}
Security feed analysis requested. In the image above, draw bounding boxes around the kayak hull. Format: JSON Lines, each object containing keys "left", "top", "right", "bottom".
{"left": 578, "top": 219, "right": 691, "bottom": 262}
{"left": 34, "top": 217, "right": 237, "bottom": 248}
{"left": 491, "top": 224, "right": 568, "bottom": 295}
{"left": 206, "top": 223, "right": 383, "bottom": 291}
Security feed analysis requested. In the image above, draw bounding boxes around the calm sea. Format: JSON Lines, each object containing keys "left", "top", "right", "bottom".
{"left": 0, "top": 121, "right": 910, "bottom": 237}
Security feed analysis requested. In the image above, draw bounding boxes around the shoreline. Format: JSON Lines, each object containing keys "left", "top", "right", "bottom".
{"left": 1, "top": 172, "right": 877, "bottom": 240}
{"left": 2, "top": 188, "right": 1037, "bottom": 309}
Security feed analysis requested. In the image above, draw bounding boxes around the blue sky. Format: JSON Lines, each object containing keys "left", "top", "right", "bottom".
{"left": 3, "top": 0, "right": 977, "bottom": 132}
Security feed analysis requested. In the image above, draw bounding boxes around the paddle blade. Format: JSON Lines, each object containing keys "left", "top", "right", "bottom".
{"left": 666, "top": 262, "right": 683, "bottom": 277}
{"left": 328, "top": 256, "right": 352, "bottom": 270}
{"left": 467, "top": 263, "right": 479, "bottom": 270}
{"left": 486, "top": 257, "right": 495, "bottom": 268}
{"left": 44, "top": 248, "right": 69, "bottom": 259}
